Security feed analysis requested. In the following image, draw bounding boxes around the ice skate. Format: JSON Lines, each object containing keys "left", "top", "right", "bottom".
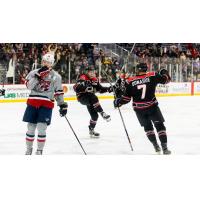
{"left": 89, "top": 127, "right": 100, "bottom": 138}
{"left": 35, "top": 149, "right": 43, "bottom": 155}
{"left": 100, "top": 112, "right": 111, "bottom": 122}
{"left": 25, "top": 148, "right": 33, "bottom": 155}
{"left": 153, "top": 143, "right": 161, "bottom": 154}
{"left": 162, "top": 148, "right": 171, "bottom": 155}
{"left": 161, "top": 143, "right": 171, "bottom": 155}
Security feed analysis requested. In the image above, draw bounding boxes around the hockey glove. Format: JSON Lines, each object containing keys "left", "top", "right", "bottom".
{"left": 59, "top": 102, "right": 68, "bottom": 117}
{"left": 107, "top": 86, "right": 113, "bottom": 93}
{"left": 159, "top": 68, "right": 171, "bottom": 83}
{"left": 113, "top": 98, "right": 121, "bottom": 108}
{"left": 159, "top": 68, "right": 169, "bottom": 76}
{"left": 35, "top": 66, "right": 50, "bottom": 80}
{"left": 0, "top": 89, "right": 5, "bottom": 96}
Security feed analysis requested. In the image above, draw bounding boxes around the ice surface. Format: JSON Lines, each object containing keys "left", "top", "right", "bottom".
{"left": 0, "top": 96, "right": 200, "bottom": 155}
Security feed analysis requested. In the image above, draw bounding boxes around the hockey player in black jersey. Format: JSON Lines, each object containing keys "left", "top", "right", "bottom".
{"left": 73, "top": 67, "right": 112, "bottom": 138}
{"left": 113, "top": 72, "right": 131, "bottom": 98}
{"left": 114, "top": 63, "right": 171, "bottom": 154}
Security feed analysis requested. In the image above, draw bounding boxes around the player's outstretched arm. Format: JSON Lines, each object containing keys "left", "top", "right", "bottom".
{"left": 158, "top": 69, "right": 171, "bottom": 84}
{"left": 54, "top": 74, "right": 68, "bottom": 117}
{"left": 113, "top": 84, "right": 132, "bottom": 108}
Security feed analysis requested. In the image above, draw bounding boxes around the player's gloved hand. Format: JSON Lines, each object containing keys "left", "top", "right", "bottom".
{"left": 113, "top": 98, "right": 121, "bottom": 108}
{"left": 159, "top": 68, "right": 171, "bottom": 83}
{"left": 0, "top": 89, "right": 5, "bottom": 96}
{"left": 59, "top": 102, "right": 68, "bottom": 117}
{"left": 91, "top": 81, "right": 98, "bottom": 87}
{"left": 35, "top": 66, "right": 50, "bottom": 80}
{"left": 85, "top": 86, "right": 93, "bottom": 93}
{"left": 107, "top": 86, "right": 113, "bottom": 93}
{"left": 159, "top": 68, "right": 169, "bottom": 76}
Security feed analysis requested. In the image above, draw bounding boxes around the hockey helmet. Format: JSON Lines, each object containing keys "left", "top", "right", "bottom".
{"left": 135, "top": 63, "right": 148, "bottom": 73}
{"left": 42, "top": 53, "right": 55, "bottom": 66}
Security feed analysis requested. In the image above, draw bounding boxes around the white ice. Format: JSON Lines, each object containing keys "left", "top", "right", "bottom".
{"left": 0, "top": 96, "right": 200, "bottom": 155}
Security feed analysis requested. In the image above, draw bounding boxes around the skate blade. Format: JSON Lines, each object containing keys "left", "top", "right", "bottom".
{"left": 106, "top": 118, "right": 111, "bottom": 122}
{"left": 163, "top": 152, "right": 172, "bottom": 155}
{"left": 156, "top": 151, "right": 161, "bottom": 155}
{"left": 90, "top": 135, "right": 100, "bottom": 139}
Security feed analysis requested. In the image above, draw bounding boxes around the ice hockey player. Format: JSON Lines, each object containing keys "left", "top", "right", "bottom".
{"left": 113, "top": 71, "right": 132, "bottom": 98}
{"left": 0, "top": 89, "right": 5, "bottom": 96}
{"left": 23, "top": 53, "right": 68, "bottom": 155}
{"left": 114, "top": 63, "right": 171, "bottom": 155}
{"left": 73, "top": 66, "right": 112, "bottom": 138}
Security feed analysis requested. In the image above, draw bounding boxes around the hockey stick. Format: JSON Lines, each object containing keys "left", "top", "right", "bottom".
{"left": 64, "top": 116, "right": 87, "bottom": 155}
{"left": 120, "top": 43, "right": 136, "bottom": 73}
{"left": 102, "top": 70, "right": 133, "bottom": 151}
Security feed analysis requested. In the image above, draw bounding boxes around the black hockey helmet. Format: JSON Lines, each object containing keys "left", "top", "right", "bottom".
{"left": 135, "top": 63, "right": 148, "bottom": 73}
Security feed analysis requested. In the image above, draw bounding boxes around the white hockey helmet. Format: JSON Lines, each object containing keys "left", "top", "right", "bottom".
{"left": 42, "top": 53, "right": 55, "bottom": 66}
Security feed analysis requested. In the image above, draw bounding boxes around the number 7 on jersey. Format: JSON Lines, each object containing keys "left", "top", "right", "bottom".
{"left": 137, "top": 84, "right": 146, "bottom": 99}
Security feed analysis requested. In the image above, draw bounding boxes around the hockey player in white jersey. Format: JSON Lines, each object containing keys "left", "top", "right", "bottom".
{"left": 23, "top": 53, "right": 68, "bottom": 155}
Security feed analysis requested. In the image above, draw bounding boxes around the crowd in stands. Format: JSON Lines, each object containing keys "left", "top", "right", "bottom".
{"left": 0, "top": 43, "right": 200, "bottom": 84}
{"left": 117, "top": 43, "right": 200, "bottom": 81}
{"left": 117, "top": 43, "right": 200, "bottom": 59}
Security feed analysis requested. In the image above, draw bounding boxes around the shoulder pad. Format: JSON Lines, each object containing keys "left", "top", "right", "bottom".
{"left": 120, "top": 74, "right": 125, "bottom": 79}
{"left": 126, "top": 77, "right": 135, "bottom": 83}
{"left": 91, "top": 77, "right": 98, "bottom": 82}
{"left": 146, "top": 72, "right": 155, "bottom": 77}
{"left": 79, "top": 74, "right": 89, "bottom": 81}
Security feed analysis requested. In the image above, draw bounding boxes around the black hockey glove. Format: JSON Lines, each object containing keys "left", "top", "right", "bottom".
{"left": 107, "top": 86, "right": 113, "bottom": 93}
{"left": 59, "top": 102, "right": 68, "bottom": 117}
{"left": 159, "top": 68, "right": 169, "bottom": 76}
{"left": 35, "top": 66, "right": 50, "bottom": 80}
{"left": 113, "top": 98, "right": 121, "bottom": 108}
{"left": 159, "top": 68, "right": 171, "bottom": 83}
{"left": 0, "top": 89, "right": 5, "bottom": 96}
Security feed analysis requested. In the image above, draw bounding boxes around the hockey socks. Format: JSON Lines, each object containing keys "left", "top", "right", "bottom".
{"left": 146, "top": 131, "right": 161, "bottom": 153}
{"left": 89, "top": 119, "right": 97, "bottom": 129}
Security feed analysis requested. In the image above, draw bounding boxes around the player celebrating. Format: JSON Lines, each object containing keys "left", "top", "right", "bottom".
{"left": 114, "top": 71, "right": 131, "bottom": 98}
{"left": 0, "top": 89, "right": 5, "bottom": 96}
{"left": 73, "top": 66, "right": 112, "bottom": 138}
{"left": 114, "top": 63, "right": 171, "bottom": 155}
{"left": 23, "top": 53, "right": 68, "bottom": 155}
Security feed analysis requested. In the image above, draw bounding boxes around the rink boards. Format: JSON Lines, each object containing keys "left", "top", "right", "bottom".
{"left": 1, "top": 82, "right": 200, "bottom": 103}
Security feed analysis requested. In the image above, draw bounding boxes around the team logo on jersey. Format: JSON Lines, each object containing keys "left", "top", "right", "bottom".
{"left": 39, "top": 80, "right": 51, "bottom": 91}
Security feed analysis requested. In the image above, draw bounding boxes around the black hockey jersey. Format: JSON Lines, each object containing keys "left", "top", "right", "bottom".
{"left": 113, "top": 75, "right": 130, "bottom": 98}
{"left": 73, "top": 74, "right": 109, "bottom": 97}
{"left": 118, "top": 71, "right": 170, "bottom": 110}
